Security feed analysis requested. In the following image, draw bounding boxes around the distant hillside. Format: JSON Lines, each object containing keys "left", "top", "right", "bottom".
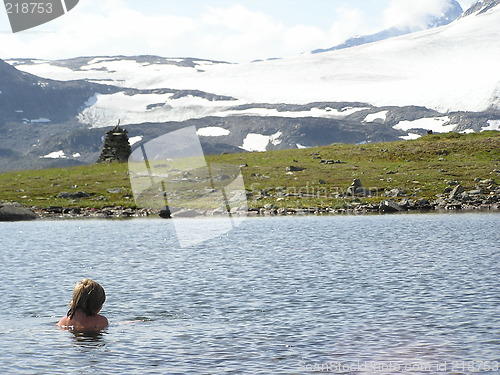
{"left": 1, "top": 132, "right": 498, "bottom": 216}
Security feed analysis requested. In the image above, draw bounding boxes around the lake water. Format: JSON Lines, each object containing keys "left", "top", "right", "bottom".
{"left": 0, "top": 213, "right": 498, "bottom": 374}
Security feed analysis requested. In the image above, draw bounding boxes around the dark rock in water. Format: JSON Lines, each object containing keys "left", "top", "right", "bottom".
{"left": 0, "top": 204, "right": 38, "bottom": 221}
{"left": 415, "top": 199, "right": 432, "bottom": 209}
{"left": 159, "top": 206, "right": 171, "bottom": 219}
{"left": 379, "top": 200, "right": 405, "bottom": 213}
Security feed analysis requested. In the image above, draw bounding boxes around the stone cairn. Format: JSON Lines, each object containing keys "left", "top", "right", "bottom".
{"left": 97, "top": 121, "right": 131, "bottom": 163}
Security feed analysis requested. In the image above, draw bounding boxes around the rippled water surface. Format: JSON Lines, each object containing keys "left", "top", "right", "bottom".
{"left": 0, "top": 213, "right": 499, "bottom": 374}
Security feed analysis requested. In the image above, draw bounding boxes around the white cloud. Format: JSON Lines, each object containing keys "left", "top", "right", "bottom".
{"left": 328, "top": 8, "right": 369, "bottom": 44}
{"left": 0, "top": 0, "right": 197, "bottom": 59}
{"left": 197, "top": 5, "right": 285, "bottom": 61}
{"left": 0, "top": 0, "right": 378, "bottom": 62}
{"left": 383, "top": 0, "right": 457, "bottom": 31}
{"left": 283, "top": 25, "right": 326, "bottom": 53}
{"left": 2, "top": 0, "right": 450, "bottom": 62}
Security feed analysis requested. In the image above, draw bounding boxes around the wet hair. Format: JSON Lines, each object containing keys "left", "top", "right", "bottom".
{"left": 67, "top": 279, "right": 106, "bottom": 318}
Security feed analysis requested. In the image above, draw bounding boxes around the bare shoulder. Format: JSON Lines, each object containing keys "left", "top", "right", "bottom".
{"left": 96, "top": 314, "right": 109, "bottom": 329}
{"left": 56, "top": 316, "right": 70, "bottom": 327}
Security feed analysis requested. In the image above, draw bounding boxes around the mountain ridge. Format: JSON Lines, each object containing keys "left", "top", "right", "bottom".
{"left": 1, "top": 1, "right": 499, "bottom": 171}
{"left": 312, "top": 0, "right": 464, "bottom": 54}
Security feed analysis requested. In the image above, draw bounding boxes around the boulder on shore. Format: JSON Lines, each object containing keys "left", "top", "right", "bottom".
{"left": 379, "top": 199, "right": 405, "bottom": 213}
{"left": 0, "top": 205, "right": 38, "bottom": 221}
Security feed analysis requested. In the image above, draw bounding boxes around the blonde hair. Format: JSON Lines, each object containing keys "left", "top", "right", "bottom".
{"left": 67, "top": 279, "right": 106, "bottom": 318}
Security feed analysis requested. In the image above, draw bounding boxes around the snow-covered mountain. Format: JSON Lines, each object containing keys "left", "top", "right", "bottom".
{"left": 312, "top": 0, "right": 464, "bottom": 53}
{"left": 462, "top": 0, "right": 500, "bottom": 16}
{"left": 10, "top": 1, "right": 500, "bottom": 115}
{"left": 1, "top": 1, "right": 499, "bottom": 171}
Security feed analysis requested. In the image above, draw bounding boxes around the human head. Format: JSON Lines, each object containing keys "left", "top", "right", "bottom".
{"left": 68, "top": 279, "right": 106, "bottom": 318}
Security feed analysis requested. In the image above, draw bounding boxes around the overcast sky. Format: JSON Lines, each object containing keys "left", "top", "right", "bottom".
{"left": 0, "top": 0, "right": 478, "bottom": 62}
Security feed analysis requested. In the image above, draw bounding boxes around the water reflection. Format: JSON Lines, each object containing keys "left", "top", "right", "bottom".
{"left": 70, "top": 330, "right": 107, "bottom": 350}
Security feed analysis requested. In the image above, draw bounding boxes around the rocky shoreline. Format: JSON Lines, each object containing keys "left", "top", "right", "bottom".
{"left": 1, "top": 179, "right": 498, "bottom": 221}
{"left": 1, "top": 184, "right": 497, "bottom": 222}
{"left": 251, "top": 178, "right": 500, "bottom": 216}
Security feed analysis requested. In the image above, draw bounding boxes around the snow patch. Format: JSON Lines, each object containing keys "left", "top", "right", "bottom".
{"left": 197, "top": 127, "right": 230, "bottom": 137}
{"left": 77, "top": 91, "right": 242, "bottom": 127}
{"left": 482, "top": 120, "right": 500, "bottom": 131}
{"left": 87, "top": 57, "right": 116, "bottom": 65}
{"left": 393, "top": 117, "right": 455, "bottom": 133}
{"left": 460, "top": 129, "right": 475, "bottom": 134}
{"left": 41, "top": 150, "right": 66, "bottom": 159}
{"left": 23, "top": 118, "right": 51, "bottom": 124}
{"left": 270, "top": 131, "right": 282, "bottom": 145}
{"left": 240, "top": 131, "right": 282, "bottom": 152}
{"left": 216, "top": 107, "right": 369, "bottom": 119}
{"left": 72, "top": 153, "right": 81, "bottom": 158}
{"left": 400, "top": 133, "right": 422, "bottom": 140}
{"left": 364, "top": 111, "right": 389, "bottom": 122}
{"left": 83, "top": 94, "right": 99, "bottom": 107}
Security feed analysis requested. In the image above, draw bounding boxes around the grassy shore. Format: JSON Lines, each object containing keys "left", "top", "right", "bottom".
{"left": 0, "top": 131, "right": 499, "bottom": 212}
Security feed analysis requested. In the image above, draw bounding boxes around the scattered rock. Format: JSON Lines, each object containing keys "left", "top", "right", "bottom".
{"left": 379, "top": 200, "right": 405, "bottom": 213}
{"left": 398, "top": 198, "right": 413, "bottom": 209}
{"left": 107, "top": 188, "right": 125, "bottom": 194}
{"left": 479, "top": 179, "right": 496, "bottom": 185}
{"left": 467, "top": 189, "right": 483, "bottom": 195}
{"left": 384, "top": 188, "right": 406, "bottom": 198}
{"left": 45, "top": 206, "right": 64, "bottom": 213}
{"left": 57, "top": 191, "right": 93, "bottom": 199}
{"left": 286, "top": 166, "right": 305, "bottom": 172}
{"left": 449, "top": 185, "right": 465, "bottom": 200}
{"left": 320, "top": 159, "right": 344, "bottom": 164}
{"left": 347, "top": 179, "right": 362, "bottom": 195}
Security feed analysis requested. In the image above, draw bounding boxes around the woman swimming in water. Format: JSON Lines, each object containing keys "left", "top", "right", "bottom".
{"left": 57, "top": 278, "right": 108, "bottom": 331}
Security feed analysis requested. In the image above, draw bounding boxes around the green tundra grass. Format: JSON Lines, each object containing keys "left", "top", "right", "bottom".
{"left": 0, "top": 131, "right": 498, "bottom": 211}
